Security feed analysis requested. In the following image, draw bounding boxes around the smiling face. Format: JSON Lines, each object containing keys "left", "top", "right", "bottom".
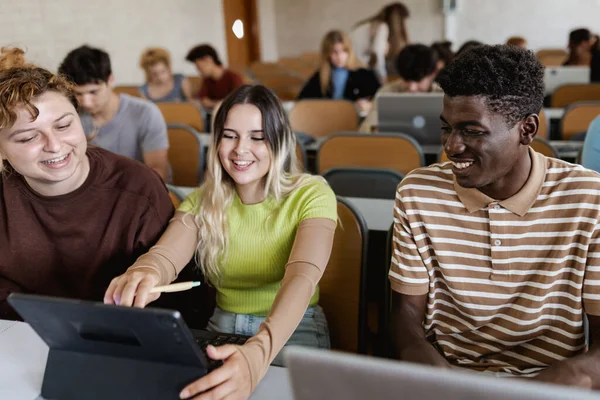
{"left": 0, "top": 90, "right": 90, "bottom": 196}
{"left": 440, "top": 95, "right": 536, "bottom": 199}
{"left": 217, "top": 103, "right": 270, "bottom": 202}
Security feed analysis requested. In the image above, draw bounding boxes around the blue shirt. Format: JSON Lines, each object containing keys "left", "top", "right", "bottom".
{"left": 331, "top": 68, "right": 349, "bottom": 99}
{"left": 140, "top": 73, "right": 186, "bottom": 103}
{"left": 581, "top": 116, "right": 600, "bottom": 173}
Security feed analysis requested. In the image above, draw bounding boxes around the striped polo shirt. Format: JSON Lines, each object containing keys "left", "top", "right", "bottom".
{"left": 389, "top": 148, "right": 600, "bottom": 376}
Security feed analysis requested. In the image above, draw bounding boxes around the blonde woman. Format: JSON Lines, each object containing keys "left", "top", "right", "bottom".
{"left": 297, "top": 30, "right": 380, "bottom": 113}
{"left": 139, "top": 47, "right": 192, "bottom": 102}
{"left": 105, "top": 85, "right": 337, "bottom": 399}
{"left": 351, "top": 2, "right": 410, "bottom": 82}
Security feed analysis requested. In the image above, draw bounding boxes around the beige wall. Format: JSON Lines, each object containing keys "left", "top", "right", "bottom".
{"left": 273, "top": 0, "right": 443, "bottom": 58}
{"left": 1, "top": 0, "right": 227, "bottom": 84}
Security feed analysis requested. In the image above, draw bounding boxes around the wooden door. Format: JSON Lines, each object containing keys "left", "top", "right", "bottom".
{"left": 222, "top": 0, "right": 261, "bottom": 70}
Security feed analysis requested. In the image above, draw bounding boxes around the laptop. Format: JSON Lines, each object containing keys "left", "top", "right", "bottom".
{"left": 7, "top": 293, "right": 248, "bottom": 400}
{"left": 544, "top": 66, "right": 590, "bottom": 95}
{"left": 285, "top": 346, "right": 599, "bottom": 400}
{"left": 377, "top": 92, "right": 444, "bottom": 145}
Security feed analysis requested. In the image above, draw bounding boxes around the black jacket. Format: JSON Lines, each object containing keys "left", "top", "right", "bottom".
{"left": 297, "top": 68, "right": 381, "bottom": 101}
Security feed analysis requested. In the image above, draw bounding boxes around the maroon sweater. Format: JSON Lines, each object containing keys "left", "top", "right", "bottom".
{"left": 198, "top": 69, "right": 244, "bottom": 101}
{"left": 0, "top": 147, "right": 174, "bottom": 320}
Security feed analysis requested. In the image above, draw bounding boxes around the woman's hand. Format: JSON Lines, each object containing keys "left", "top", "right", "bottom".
{"left": 103, "top": 267, "right": 161, "bottom": 308}
{"left": 180, "top": 345, "right": 252, "bottom": 400}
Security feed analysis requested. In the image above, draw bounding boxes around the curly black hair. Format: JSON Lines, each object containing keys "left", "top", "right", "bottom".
{"left": 437, "top": 44, "right": 544, "bottom": 126}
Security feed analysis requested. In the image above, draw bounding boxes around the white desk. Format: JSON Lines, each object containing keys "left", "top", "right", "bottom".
{"left": 0, "top": 321, "right": 293, "bottom": 400}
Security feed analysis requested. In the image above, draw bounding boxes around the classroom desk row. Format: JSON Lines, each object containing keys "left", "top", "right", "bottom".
{"left": 0, "top": 320, "right": 293, "bottom": 400}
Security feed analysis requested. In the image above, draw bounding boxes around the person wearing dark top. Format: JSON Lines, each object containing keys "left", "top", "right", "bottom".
{"left": 590, "top": 34, "right": 600, "bottom": 82}
{"left": 564, "top": 28, "right": 593, "bottom": 66}
{"left": 0, "top": 48, "right": 173, "bottom": 320}
{"left": 297, "top": 30, "right": 380, "bottom": 115}
{"left": 185, "top": 44, "right": 244, "bottom": 111}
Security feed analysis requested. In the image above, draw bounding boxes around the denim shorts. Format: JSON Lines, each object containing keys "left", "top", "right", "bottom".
{"left": 207, "top": 305, "right": 330, "bottom": 366}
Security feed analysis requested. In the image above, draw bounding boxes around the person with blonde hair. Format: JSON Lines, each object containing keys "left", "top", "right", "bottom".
{"left": 0, "top": 48, "right": 173, "bottom": 320}
{"left": 297, "top": 30, "right": 380, "bottom": 113}
{"left": 139, "top": 47, "right": 192, "bottom": 102}
{"left": 351, "top": 2, "right": 410, "bottom": 82}
{"left": 105, "top": 85, "right": 337, "bottom": 399}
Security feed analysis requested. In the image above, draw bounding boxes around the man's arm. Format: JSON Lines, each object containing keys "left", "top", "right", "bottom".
{"left": 392, "top": 292, "right": 451, "bottom": 367}
{"left": 143, "top": 149, "right": 169, "bottom": 182}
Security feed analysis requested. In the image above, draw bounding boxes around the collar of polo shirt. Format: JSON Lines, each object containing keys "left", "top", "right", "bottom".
{"left": 454, "top": 147, "right": 547, "bottom": 216}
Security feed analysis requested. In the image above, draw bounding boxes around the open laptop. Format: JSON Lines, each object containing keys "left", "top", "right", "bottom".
{"left": 544, "top": 66, "right": 590, "bottom": 95}
{"left": 377, "top": 92, "right": 444, "bottom": 145}
{"left": 7, "top": 293, "right": 248, "bottom": 400}
{"left": 285, "top": 346, "right": 599, "bottom": 400}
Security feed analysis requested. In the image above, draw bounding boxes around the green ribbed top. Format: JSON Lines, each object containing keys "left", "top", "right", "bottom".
{"left": 178, "top": 177, "right": 337, "bottom": 316}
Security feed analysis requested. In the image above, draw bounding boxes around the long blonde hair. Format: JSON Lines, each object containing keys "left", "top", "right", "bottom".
{"left": 354, "top": 2, "right": 410, "bottom": 65}
{"left": 193, "top": 84, "right": 314, "bottom": 282}
{"left": 319, "top": 30, "right": 363, "bottom": 95}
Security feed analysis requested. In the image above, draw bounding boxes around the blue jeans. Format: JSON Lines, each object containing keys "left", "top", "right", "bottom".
{"left": 207, "top": 306, "right": 330, "bottom": 366}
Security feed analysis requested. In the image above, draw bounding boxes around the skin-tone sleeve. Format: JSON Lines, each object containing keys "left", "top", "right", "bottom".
{"left": 236, "top": 218, "right": 336, "bottom": 391}
{"left": 127, "top": 211, "right": 198, "bottom": 285}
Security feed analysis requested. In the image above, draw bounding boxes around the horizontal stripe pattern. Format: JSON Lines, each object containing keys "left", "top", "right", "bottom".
{"left": 389, "top": 155, "right": 600, "bottom": 376}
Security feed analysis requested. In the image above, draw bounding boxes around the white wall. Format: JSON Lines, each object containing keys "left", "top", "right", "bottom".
{"left": 273, "top": 0, "right": 443, "bottom": 58}
{"left": 258, "top": 0, "right": 279, "bottom": 61}
{"left": 448, "top": 0, "right": 600, "bottom": 51}
{"left": 0, "top": 0, "right": 227, "bottom": 84}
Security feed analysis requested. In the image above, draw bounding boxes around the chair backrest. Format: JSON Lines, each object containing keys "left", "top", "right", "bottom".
{"left": 290, "top": 100, "right": 359, "bottom": 138}
{"left": 536, "top": 49, "right": 568, "bottom": 67}
{"left": 296, "top": 141, "right": 307, "bottom": 171}
{"left": 322, "top": 168, "right": 404, "bottom": 199}
{"left": 530, "top": 137, "right": 558, "bottom": 157}
{"left": 538, "top": 108, "right": 548, "bottom": 140}
{"left": 560, "top": 102, "right": 600, "bottom": 140}
{"left": 552, "top": 84, "right": 600, "bottom": 108}
{"left": 187, "top": 76, "right": 203, "bottom": 97}
{"left": 114, "top": 85, "right": 143, "bottom": 98}
{"left": 168, "top": 190, "right": 181, "bottom": 208}
{"left": 317, "top": 133, "right": 424, "bottom": 175}
{"left": 158, "top": 102, "right": 205, "bottom": 132}
{"left": 319, "top": 197, "right": 368, "bottom": 353}
{"left": 167, "top": 123, "right": 205, "bottom": 186}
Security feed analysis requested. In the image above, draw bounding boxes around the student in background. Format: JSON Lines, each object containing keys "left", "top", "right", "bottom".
{"left": 59, "top": 45, "right": 170, "bottom": 182}
{"left": 391, "top": 44, "right": 600, "bottom": 388}
{"left": 455, "top": 40, "right": 483, "bottom": 57}
{"left": 430, "top": 41, "right": 454, "bottom": 72}
{"left": 351, "top": 2, "right": 410, "bottom": 82}
{"left": 105, "top": 85, "right": 337, "bottom": 400}
{"left": 506, "top": 36, "right": 528, "bottom": 49}
{"left": 359, "top": 44, "right": 441, "bottom": 132}
{"left": 590, "top": 34, "right": 600, "bottom": 82}
{"left": 139, "top": 47, "right": 192, "bottom": 102}
{"left": 564, "top": 28, "right": 593, "bottom": 66}
{"left": 0, "top": 48, "right": 173, "bottom": 320}
{"left": 185, "top": 44, "right": 244, "bottom": 111}
{"left": 297, "top": 30, "right": 380, "bottom": 115}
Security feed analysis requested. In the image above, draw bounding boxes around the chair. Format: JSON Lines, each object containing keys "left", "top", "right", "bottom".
{"left": 260, "top": 75, "right": 305, "bottom": 101}
{"left": 114, "top": 85, "right": 143, "bottom": 98}
{"left": 167, "top": 123, "right": 205, "bottom": 187}
{"left": 186, "top": 76, "right": 203, "bottom": 98}
{"left": 538, "top": 108, "right": 549, "bottom": 140}
{"left": 560, "top": 102, "right": 600, "bottom": 140}
{"left": 530, "top": 137, "right": 558, "bottom": 157}
{"left": 317, "top": 133, "right": 424, "bottom": 175}
{"left": 535, "top": 49, "right": 567, "bottom": 67}
{"left": 290, "top": 100, "right": 359, "bottom": 138}
{"left": 158, "top": 102, "right": 205, "bottom": 132}
{"left": 319, "top": 197, "right": 368, "bottom": 353}
{"left": 322, "top": 168, "right": 404, "bottom": 199}
{"left": 167, "top": 189, "right": 181, "bottom": 208}
{"left": 296, "top": 141, "right": 307, "bottom": 171}
{"left": 551, "top": 84, "right": 600, "bottom": 108}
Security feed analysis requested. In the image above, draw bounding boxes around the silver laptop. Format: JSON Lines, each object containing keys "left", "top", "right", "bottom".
{"left": 377, "top": 92, "right": 444, "bottom": 145}
{"left": 285, "top": 346, "right": 599, "bottom": 400}
{"left": 544, "top": 66, "right": 590, "bottom": 95}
